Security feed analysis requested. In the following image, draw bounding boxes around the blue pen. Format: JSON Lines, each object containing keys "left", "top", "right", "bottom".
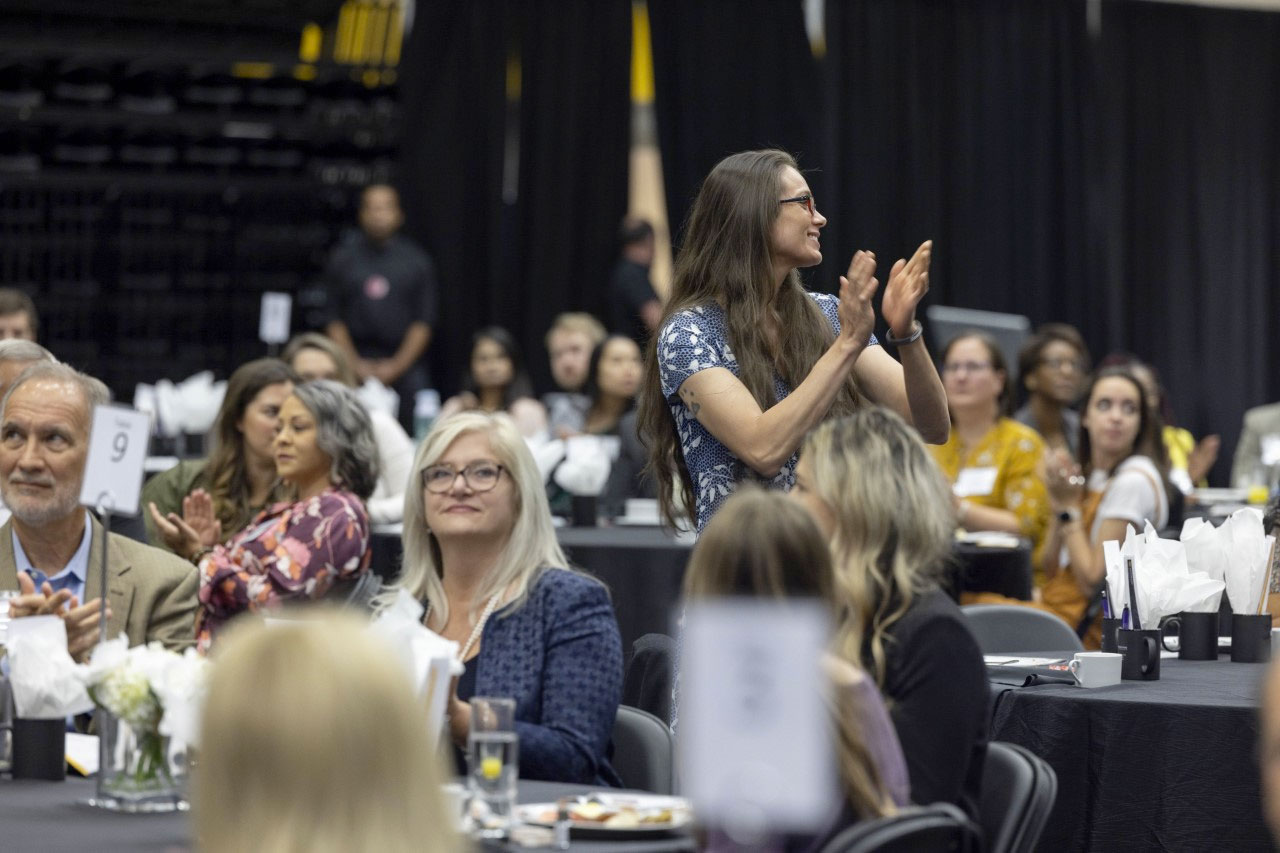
{"left": 1101, "top": 587, "right": 1112, "bottom": 620}
{"left": 1121, "top": 606, "right": 1131, "bottom": 630}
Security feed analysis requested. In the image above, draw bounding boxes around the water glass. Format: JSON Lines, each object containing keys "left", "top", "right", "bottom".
{"left": 467, "top": 696, "right": 518, "bottom": 839}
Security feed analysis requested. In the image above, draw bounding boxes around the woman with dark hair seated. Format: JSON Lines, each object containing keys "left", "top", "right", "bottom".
{"left": 441, "top": 326, "right": 547, "bottom": 435}
{"left": 684, "top": 486, "right": 908, "bottom": 847}
{"left": 150, "top": 381, "right": 378, "bottom": 652}
{"left": 142, "top": 358, "right": 299, "bottom": 552}
{"left": 386, "top": 411, "right": 622, "bottom": 785}
{"left": 791, "top": 407, "right": 988, "bottom": 819}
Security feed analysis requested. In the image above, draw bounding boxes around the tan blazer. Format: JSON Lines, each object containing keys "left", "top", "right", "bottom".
{"left": 0, "top": 515, "right": 199, "bottom": 651}
{"left": 1232, "top": 402, "right": 1280, "bottom": 488}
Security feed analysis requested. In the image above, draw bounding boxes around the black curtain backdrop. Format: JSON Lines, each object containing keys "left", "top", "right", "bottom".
{"left": 397, "top": 0, "right": 631, "bottom": 397}
{"left": 1099, "top": 1, "right": 1280, "bottom": 483}
{"left": 822, "top": 0, "right": 1096, "bottom": 342}
{"left": 647, "top": 0, "right": 822, "bottom": 249}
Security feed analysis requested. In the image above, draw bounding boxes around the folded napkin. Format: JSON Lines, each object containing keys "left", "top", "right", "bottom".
{"left": 7, "top": 616, "right": 92, "bottom": 719}
{"left": 552, "top": 435, "right": 613, "bottom": 497}
{"left": 369, "top": 589, "right": 464, "bottom": 745}
{"left": 1103, "top": 523, "right": 1225, "bottom": 628}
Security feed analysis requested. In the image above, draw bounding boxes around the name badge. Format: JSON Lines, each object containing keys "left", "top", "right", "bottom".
{"left": 954, "top": 466, "right": 998, "bottom": 497}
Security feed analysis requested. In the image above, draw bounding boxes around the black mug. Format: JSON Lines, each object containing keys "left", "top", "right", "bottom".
{"left": 1231, "top": 614, "right": 1272, "bottom": 663}
{"left": 570, "top": 495, "right": 598, "bottom": 528}
{"left": 11, "top": 718, "right": 66, "bottom": 781}
{"left": 1118, "top": 628, "right": 1161, "bottom": 680}
{"left": 1101, "top": 618, "right": 1122, "bottom": 653}
{"left": 1163, "top": 611, "right": 1218, "bottom": 661}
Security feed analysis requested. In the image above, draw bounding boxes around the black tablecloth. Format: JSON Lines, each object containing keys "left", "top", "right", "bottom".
{"left": 0, "top": 777, "right": 693, "bottom": 853}
{"left": 990, "top": 655, "right": 1271, "bottom": 851}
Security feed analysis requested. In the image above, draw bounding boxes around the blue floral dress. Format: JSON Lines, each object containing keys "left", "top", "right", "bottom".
{"left": 657, "top": 292, "right": 877, "bottom": 531}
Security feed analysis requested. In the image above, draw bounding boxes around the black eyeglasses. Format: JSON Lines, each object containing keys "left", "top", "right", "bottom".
{"left": 779, "top": 193, "right": 816, "bottom": 215}
{"left": 422, "top": 462, "right": 505, "bottom": 494}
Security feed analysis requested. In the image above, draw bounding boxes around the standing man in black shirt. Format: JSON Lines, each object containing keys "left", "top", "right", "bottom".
{"left": 607, "top": 217, "right": 662, "bottom": 350}
{"left": 325, "top": 184, "right": 438, "bottom": 430}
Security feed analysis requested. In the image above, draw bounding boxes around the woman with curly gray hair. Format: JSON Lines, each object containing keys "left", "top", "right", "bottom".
{"left": 152, "top": 380, "right": 379, "bottom": 652}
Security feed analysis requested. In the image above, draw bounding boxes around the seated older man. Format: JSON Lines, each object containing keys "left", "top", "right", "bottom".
{"left": 1, "top": 362, "right": 198, "bottom": 660}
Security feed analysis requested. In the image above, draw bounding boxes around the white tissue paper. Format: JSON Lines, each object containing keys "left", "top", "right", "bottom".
{"left": 6, "top": 616, "right": 93, "bottom": 719}
{"left": 356, "top": 378, "right": 400, "bottom": 420}
{"left": 1217, "top": 508, "right": 1273, "bottom": 614}
{"left": 1102, "top": 523, "right": 1226, "bottom": 628}
{"left": 151, "top": 371, "right": 227, "bottom": 436}
{"left": 552, "top": 435, "right": 613, "bottom": 496}
{"left": 527, "top": 437, "right": 566, "bottom": 485}
{"left": 368, "top": 589, "right": 465, "bottom": 746}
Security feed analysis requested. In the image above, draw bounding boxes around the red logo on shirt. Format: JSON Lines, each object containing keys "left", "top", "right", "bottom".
{"left": 363, "top": 275, "right": 390, "bottom": 300}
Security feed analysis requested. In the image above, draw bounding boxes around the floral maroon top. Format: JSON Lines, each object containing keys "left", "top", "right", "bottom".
{"left": 195, "top": 488, "right": 371, "bottom": 652}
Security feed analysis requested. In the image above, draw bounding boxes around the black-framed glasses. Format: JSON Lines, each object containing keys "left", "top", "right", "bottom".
{"left": 422, "top": 462, "right": 505, "bottom": 494}
{"left": 779, "top": 193, "right": 815, "bottom": 215}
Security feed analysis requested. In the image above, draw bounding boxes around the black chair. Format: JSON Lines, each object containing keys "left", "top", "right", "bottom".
{"left": 818, "top": 803, "right": 981, "bottom": 853}
{"left": 961, "top": 604, "right": 1083, "bottom": 654}
{"left": 978, "top": 741, "right": 1057, "bottom": 853}
{"left": 622, "top": 632, "right": 675, "bottom": 724}
{"left": 321, "top": 571, "right": 383, "bottom": 612}
{"left": 610, "top": 705, "right": 675, "bottom": 795}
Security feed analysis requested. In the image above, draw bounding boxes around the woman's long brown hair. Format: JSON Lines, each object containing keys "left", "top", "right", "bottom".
{"left": 637, "top": 149, "right": 861, "bottom": 527}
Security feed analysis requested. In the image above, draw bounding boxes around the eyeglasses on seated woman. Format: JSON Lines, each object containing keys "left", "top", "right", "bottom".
{"left": 383, "top": 411, "right": 623, "bottom": 786}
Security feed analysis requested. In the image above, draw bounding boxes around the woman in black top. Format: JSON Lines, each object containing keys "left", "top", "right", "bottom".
{"left": 790, "top": 407, "right": 989, "bottom": 818}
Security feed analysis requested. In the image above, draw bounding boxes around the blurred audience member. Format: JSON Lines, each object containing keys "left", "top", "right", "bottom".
{"left": 0, "top": 339, "right": 55, "bottom": 526}
{"left": 2, "top": 363, "right": 197, "bottom": 660}
{"left": 792, "top": 408, "right": 988, "bottom": 818}
{"left": 608, "top": 217, "right": 662, "bottom": 349}
{"left": 931, "top": 332, "right": 1049, "bottom": 571}
{"left": 1261, "top": 658, "right": 1280, "bottom": 844}
{"left": 194, "top": 614, "right": 463, "bottom": 853}
{"left": 1233, "top": 400, "right": 1280, "bottom": 491}
{"left": 325, "top": 183, "right": 437, "bottom": 430}
{"left": 1014, "top": 323, "right": 1090, "bottom": 457}
{"left": 582, "top": 335, "right": 642, "bottom": 436}
{"left": 1100, "top": 352, "right": 1219, "bottom": 492}
{"left": 150, "top": 381, "right": 376, "bottom": 652}
{"left": 543, "top": 312, "right": 606, "bottom": 438}
{"left": 284, "top": 332, "right": 414, "bottom": 524}
{"left": 1039, "top": 367, "right": 1170, "bottom": 646}
{"left": 143, "top": 359, "right": 297, "bottom": 552}
{"left": 0, "top": 287, "right": 38, "bottom": 341}
{"left": 684, "top": 486, "right": 908, "bottom": 840}
{"left": 387, "top": 412, "right": 622, "bottom": 785}
{"left": 441, "top": 327, "right": 546, "bottom": 436}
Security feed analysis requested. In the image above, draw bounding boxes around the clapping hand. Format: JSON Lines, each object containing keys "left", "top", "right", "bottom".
{"left": 13, "top": 572, "right": 109, "bottom": 663}
{"left": 837, "top": 250, "right": 879, "bottom": 349}
{"left": 148, "top": 501, "right": 204, "bottom": 560}
{"left": 181, "top": 489, "right": 223, "bottom": 548}
{"left": 880, "top": 240, "right": 932, "bottom": 339}
{"left": 1044, "top": 447, "right": 1086, "bottom": 509}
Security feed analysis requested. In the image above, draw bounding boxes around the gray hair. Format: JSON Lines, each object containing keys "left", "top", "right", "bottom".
{"left": 291, "top": 380, "right": 379, "bottom": 501}
{"left": 1, "top": 361, "right": 110, "bottom": 421}
{"left": 0, "top": 339, "right": 55, "bottom": 366}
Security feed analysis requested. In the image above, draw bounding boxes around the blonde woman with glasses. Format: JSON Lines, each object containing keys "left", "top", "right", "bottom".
{"left": 790, "top": 407, "right": 988, "bottom": 820}
{"left": 385, "top": 411, "right": 623, "bottom": 785}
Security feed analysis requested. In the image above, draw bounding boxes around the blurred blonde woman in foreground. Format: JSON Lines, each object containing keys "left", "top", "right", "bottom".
{"left": 683, "top": 487, "right": 908, "bottom": 847}
{"left": 194, "top": 614, "right": 463, "bottom": 853}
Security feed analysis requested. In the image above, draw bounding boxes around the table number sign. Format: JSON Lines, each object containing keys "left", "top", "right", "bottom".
{"left": 258, "top": 292, "right": 292, "bottom": 345}
{"left": 678, "top": 599, "right": 836, "bottom": 836}
{"left": 78, "top": 405, "right": 151, "bottom": 517}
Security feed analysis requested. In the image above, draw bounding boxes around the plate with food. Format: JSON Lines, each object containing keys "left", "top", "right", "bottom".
{"left": 516, "top": 793, "right": 694, "bottom": 838}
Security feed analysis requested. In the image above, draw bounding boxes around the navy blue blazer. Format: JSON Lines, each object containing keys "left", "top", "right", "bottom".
{"left": 473, "top": 568, "right": 623, "bottom": 787}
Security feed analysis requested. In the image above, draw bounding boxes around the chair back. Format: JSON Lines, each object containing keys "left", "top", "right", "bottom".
{"left": 818, "top": 802, "right": 981, "bottom": 853}
{"left": 622, "top": 633, "right": 675, "bottom": 724}
{"left": 321, "top": 570, "right": 382, "bottom": 612}
{"left": 978, "top": 741, "right": 1057, "bottom": 853}
{"left": 611, "top": 705, "right": 675, "bottom": 794}
{"left": 961, "top": 604, "right": 1084, "bottom": 654}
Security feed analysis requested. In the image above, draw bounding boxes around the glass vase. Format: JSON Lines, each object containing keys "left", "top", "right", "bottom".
{"left": 90, "top": 712, "right": 188, "bottom": 813}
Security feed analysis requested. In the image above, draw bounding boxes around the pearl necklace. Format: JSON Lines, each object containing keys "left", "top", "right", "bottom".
{"left": 427, "top": 593, "right": 501, "bottom": 662}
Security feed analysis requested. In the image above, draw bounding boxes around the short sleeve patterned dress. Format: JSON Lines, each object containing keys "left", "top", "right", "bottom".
{"left": 657, "top": 292, "right": 877, "bottom": 531}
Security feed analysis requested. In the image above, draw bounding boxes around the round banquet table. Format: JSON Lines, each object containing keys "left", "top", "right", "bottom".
{"left": 0, "top": 777, "right": 694, "bottom": 853}
{"left": 989, "top": 654, "right": 1272, "bottom": 851}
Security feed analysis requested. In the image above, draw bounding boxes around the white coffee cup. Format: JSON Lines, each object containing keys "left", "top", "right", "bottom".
{"left": 1068, "top": 652, "right": 1122, "bottom": 688}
